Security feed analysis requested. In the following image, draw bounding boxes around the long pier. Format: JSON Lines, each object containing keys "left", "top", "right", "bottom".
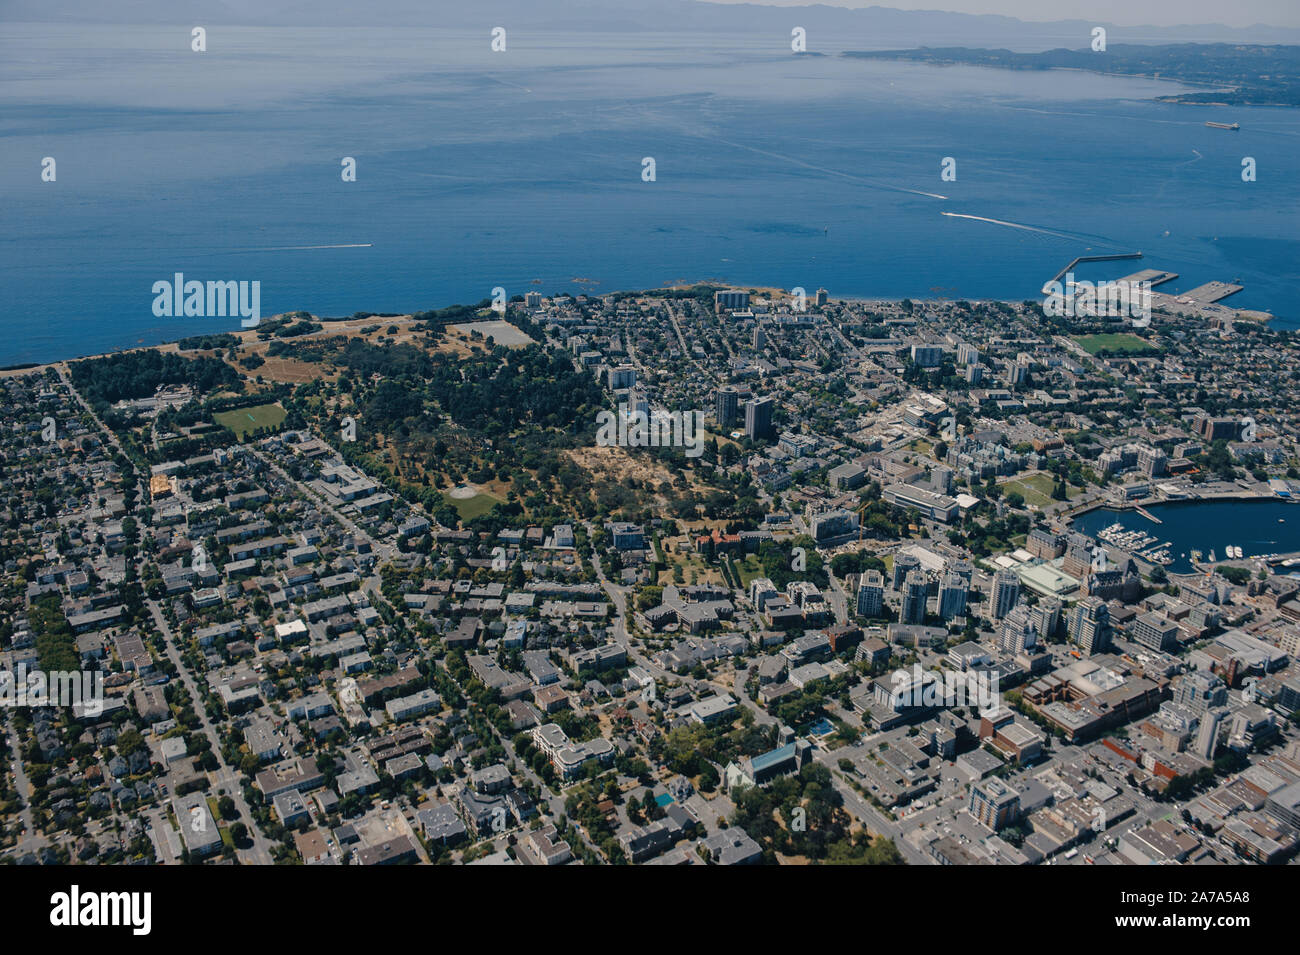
{"left": 1134, "top": 506, "right": 1162, "bottom": 524}
{"left": 1043, "top": 252, "right": 1144, "bottom": 293}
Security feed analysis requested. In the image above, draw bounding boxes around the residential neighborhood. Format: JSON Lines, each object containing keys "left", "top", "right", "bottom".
{"left": 2, "top": 282, "right": 1299, "bottom": 870}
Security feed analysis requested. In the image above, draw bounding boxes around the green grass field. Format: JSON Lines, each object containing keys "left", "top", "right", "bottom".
{"left": 1072, "top": 333, "right": 1157, "bottom": 356}
{"left": 734, "top": 554, "right": 765, "bottom": 589}
{"left": 1001, "top": 473, "right": 1071, "bottom": 507}
{"left": 450, "top": 492, "right": 500, "bottom": 522}
{"left": 213, "top": 402, "right": 286, "bottom": 440}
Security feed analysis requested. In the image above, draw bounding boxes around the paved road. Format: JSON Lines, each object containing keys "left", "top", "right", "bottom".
{"left": 589, "top": 551, "right": 722, "bottom": 694}
{"left": 810, "top": 747, "right": 933, "bottom": 866}
{"left": 5, "top": 721, "right": 47, "bottom": 858}
{"left": 147, "top": 599, "right": 274, "bottom": 865}
{"left": 664, "top": 303, "right": 710, "bottom": 380}
{"left": 437, "top": 655, "right": 606, "bottom": 862}
{"left": 730, "top": 681, "right": 777, "bottom": 730}
{"left": 825, "top": 571, "right": 851, "bottom": 625}
{"left": 591, "top": 544, "right": 925, "bottom": 864}
{"left": 48, "top": 380, "right": 401, "bottom": 864}
{"left": 590, "top": 552, "right": 631, "bottom": 648}
{"left": 498, "top": 734, "right": 605, "bottom": 860}
{"left": 249, "top": 445, "right": 398, "bottom": 566}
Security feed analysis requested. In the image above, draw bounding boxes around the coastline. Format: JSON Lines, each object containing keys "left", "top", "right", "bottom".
{"left": 2, "top": 265, "right": 1286, "bottom": 375}
{"left": 840, "top": 47, "right": 1300, "bottom": 108}
{"left": 0, "top": 312, "right": 425, "bottom": 379}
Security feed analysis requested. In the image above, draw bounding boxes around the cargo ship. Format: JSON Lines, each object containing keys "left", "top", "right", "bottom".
{"left": 1205, "top": 121, "right": 1240, "bottom": 130}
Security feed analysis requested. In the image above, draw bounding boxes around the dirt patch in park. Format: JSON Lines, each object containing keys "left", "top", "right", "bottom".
{"left": 566, "top": 445, "right": 681, "bottom": 499}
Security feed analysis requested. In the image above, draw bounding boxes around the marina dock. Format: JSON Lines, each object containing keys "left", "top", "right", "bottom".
{"left": 1113, "top": 268, "right": 1178, "bottom": 289}
{"left": 1043, "top": 252, "right": 1144, "bottom": 292}
{"left": 1177, "top": 281, "right": 1242, "bottom": 304}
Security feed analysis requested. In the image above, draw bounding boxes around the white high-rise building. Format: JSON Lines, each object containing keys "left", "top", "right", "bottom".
{"left": 998, "top": 606, "right": 1037, "bottom": 653}
{"left": 937, "top": 574, "right": 967, "bottom": 621}
{"left": 990, "top": 570, "right": 1020, "bottom": 620}
{"left": 856, "top": 570, "right": 885, "bottom": 618}
{"left": 1195, "top": 708, "right": 1228, "bottom": 760}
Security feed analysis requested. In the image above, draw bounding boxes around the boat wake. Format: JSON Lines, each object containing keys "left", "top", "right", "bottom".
{"left": 227, "top": 243, "right": 374, "bottom": 253}
{"left": 939, "top": 212, "right": 1089, "bottom": 242}
{"left": 706, "top": 136, "right": 949, "bottom": 200}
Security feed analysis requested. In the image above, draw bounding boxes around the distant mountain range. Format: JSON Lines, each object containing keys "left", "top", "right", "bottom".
{"left": 6, "top": 1, "right": 1299, "bottom": 48}
{"left": 845, "top": 43, "right": 1300, "bottom": 106}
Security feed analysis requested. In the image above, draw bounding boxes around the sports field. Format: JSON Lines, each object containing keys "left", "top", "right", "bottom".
{"left": 213, "top": 402, "right": 286, "bottom": 439}
{"left": 1072, "top": 333, "right": 1156, "bottom": 356}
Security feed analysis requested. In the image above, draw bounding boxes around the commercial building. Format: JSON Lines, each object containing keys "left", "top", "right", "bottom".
{"left": 882, "top": 483, "right": 958, "bottom": 523}
{"left": 715, "top": 385, "right": 744, "bottom": 429}
{"left": 937, "top": 574, "right": 968, "bottom": 621}
{"left": 745, "top": 396, "right": 775, "bottom": 441}
{"left": 856, "top": 570, "right": 885, "bottom": 618}
{"left": 900, "top": 570, "right": 928, "bottom": 625}
{"left": 810, "top": 508, "right": 859, "bottom": 543}
{"left": 1062, "top": 533, "right": 1095, "bottom": 579}
{"left": 998, "top": 606, "right": 1037, "bottom": 654}
{"left": 1026, "top": 528, "right": 1065, "bottom": 560}
{"left": 608, "top": 364, "right": 637, "bottom": 389}
{"left": 1193, "top": 707, "right": 1227, "bottom": 759}
{"left": 1278, "top": 676, "right": 1300, "bottom": 715}
{"left": 1130, "top": 612, "right": 1179, "bottom": 653}
{"left": 968, "top": 778, "right": 1020, "bottom": 830}
{"left": 828, "top": 462, "right": 867, "bottom": 491}
{"left": 990, "top": 570, "right": 1020, "bottom": 621}
{"left": 715, "top": 289, "right": 751, "bottom": 312}
{"left": 1173, "top": 670, "right": 1227, "bottom": 715}
{"left": 1068, "top": 597, "right": 1111, "bottom": 655}
{"left": 1017, "top": 563, "right": 1079, "bottom": 600}
{"left": 911, "top": 344, "right": 944, "bottom": 368}
{"left": 1264, "top": 780, "right": 1300, "bottom": 831}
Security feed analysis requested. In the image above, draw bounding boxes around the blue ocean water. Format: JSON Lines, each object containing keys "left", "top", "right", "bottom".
{"left": 2, "top": 25, "right": 1299, "bottom": 365}
{"left": 1072, "top": 499, "right": 1300, "bottom": 574}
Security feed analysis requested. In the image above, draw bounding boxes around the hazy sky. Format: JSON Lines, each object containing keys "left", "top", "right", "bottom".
{"left": 711, "top": 0, "right": 1300, "bottom": 29}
